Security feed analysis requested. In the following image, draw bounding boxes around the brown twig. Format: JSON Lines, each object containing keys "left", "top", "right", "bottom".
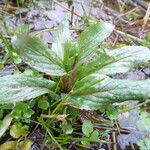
{"left": 114, "top": 120, "right": 121, "bottom": 135}
{"left": 52, "top": 0, "right": 81, "bottom": 18}
{"left": 128, "top": 0, "right": 148, "bottom": 12}
{"left": 33, "top": 27, "right": 83, "bottom": 35}
{"left": 112, "top": 132, "right": 117, "bottom": 150}
{"left": 115, "top": 29, "right": 143, "bottom": 42}
{"left": 0, "top": 4, "right": 18, "bottom": 11}
{"left": 95, "top": 125, "right": 130, "bottom": 134}
{"left": 142, "top": 3, "right": 150, "bottom": 30}
{"left": 130, "top": 18, "right": 144, "bottom": 25}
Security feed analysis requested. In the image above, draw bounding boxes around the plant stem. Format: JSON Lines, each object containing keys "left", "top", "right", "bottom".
{"left": 51, "top": 94, "right": 69, "bottom": 115}
{"left": 129, "top": 100, "right": 150, "bottom": 111}
{"left": 46, "top": 128, "right": 64, "bottom": 150}
{"left": 56, "top": 137, "right": 109, "bottom": 144}
{"left": 39, "top": 118, "right": 63, "bottom": 149}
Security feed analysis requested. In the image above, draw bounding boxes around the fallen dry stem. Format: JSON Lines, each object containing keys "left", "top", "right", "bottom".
{"left": 53, "top": 0, "right": 143, "bottom": 43}
{"left": 142, "top": 3, "right": 150, "bottom": 30}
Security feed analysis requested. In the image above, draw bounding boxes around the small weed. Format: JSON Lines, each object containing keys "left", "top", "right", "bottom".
{"left": 0, "top": 17, "right": 150, "bottom": 149}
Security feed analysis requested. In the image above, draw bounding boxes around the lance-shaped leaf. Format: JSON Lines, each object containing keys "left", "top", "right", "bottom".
{"left": 78, "top": 22, "right": 114, "bottom": 60}
{"left": 13, "top": 34, "right": 66, "bottom": 76}
{"left": 0, "top": 74, "right": 55, "bottom": 104}
{"left": 76, "top": 52, "right": 115, "bottom": 80}
{"left": 52, "top": 17, "right": 71, "bottom": 60}
{"left": 98, "top": 46, "right": 150, "bottom": 75}
{"left": 63, "top": 41, "right": 77, "bottom": 72}
{"left": 66, "top": 74, "right": 150, "bottom": 110}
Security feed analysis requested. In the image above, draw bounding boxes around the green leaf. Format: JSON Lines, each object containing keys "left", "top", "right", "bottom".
{"left": 13, "top": 34, "right": 66, "bottom": 76}
{"left": 67, "top": 74, "right": 150, "bottom": 110}
{"left": 52, "top": 17, "right": 71, "bottom": 60}
{"left": 15, "top": 103, "right": 28, "bottom": 112}
{"left": 63, "top": 41, "right": 77, "bottom": 72}
{"left": 23, "top": 68, "right": 42, "bottom": 77}
{"left": 0, "top": 110, "right": 3, "bottom": 119}
{"left": 62, "top": 122, "right": 73, "bottom": 134}
{"left": 52, "top": 17, "right": 77, "bottom": 72}
{"left": 0, "top": 140, "right": 33, "bottom": 150}
{"left": 90, "top": 130, "right": 99, "bottom": 141}
{"left": 12, "top": 103, "right": 28, "bottom": 119}
{"left": 81, "top": 140, "right": 90, "bottom": 146}
{"left": 82, "top": 120, "right": 93, "bottom": 137}
{"left": 76, "top": 51, "right": 114, "bottom": 80}
{"left": 0, "top": 114, "right": 12, "bottom": 138}
{"left": 38, "top": 98, "right": 49, "bottom": 110}
{"left": 15, "top": 24, "right": 31, "bottom": 33}
{"left": 0, "top": 141, "right": 16, "bottom": 150}
{"left": 138, "top": 138, "right": 150, "bottom": 150}
{"left": 11, "top": 52, "right": 22, "bottom": 64}
{"left": 71, "top": 74, "right": 104, "bottom": 95}
{"left": 98, "top": 46, "right": 150, "bottom": 75}
{"left": 0, "top": 74, "right": 55, "bottom": 104}
{"left": 23, "top": 109, "right": 34, "bottom": 118}
{"left": 78, "top": 22, "right": 114, "bottom": 60}
{"left": 19, "top": 140, "right": 33, "bottom": 150}
{"left": 10, "top": 123, "right": 29, "bottom": 139}
{"left": 106, "top": 106, "right": 119, "bottom": 120}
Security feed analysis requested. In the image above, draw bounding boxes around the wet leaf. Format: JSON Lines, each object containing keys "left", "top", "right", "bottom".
{"left": 98, "top": 46, "right": 150, "bottom": 75}
{"left": 13, "top": 34, "right": 66, "bottom": 76}
{"left": 11, "top": 52, "right": 22, "bottom": 64}
{"left": 90, "top": 130, "right": 99, "bottom": 141}
{"left": 76, "top": 52, "right": 114, "bottom": 80}
{"left": 81, "top": 140, "right": 90, "bottom": 146}
{"left": 38, "top": 98, "right": 49, "bottom": 110}
{"left": 23, "top": 109, "right": 34, "bottom": 118}
{"left": 82, "top": 120, "right": 93, "bottom": 137}
{"left": 0, "top": 74, "right": 55, "bottom": 104}
{"left": 78, "top": 22, "right": 114, "bottom": 60}
{"left": 67, "top": 74, "right": 150, "bottom": 110}
{"left": 52, "top": 17, "right": 71, "bottom": 60}
{"left": 106, "top": 106, "right": 119, "bottom": 120}
{"left": 63, "top": 41, "right": 77, "bottom": 72}
{"left": 12, "top": 102, "right": 34, "bottom": 119}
